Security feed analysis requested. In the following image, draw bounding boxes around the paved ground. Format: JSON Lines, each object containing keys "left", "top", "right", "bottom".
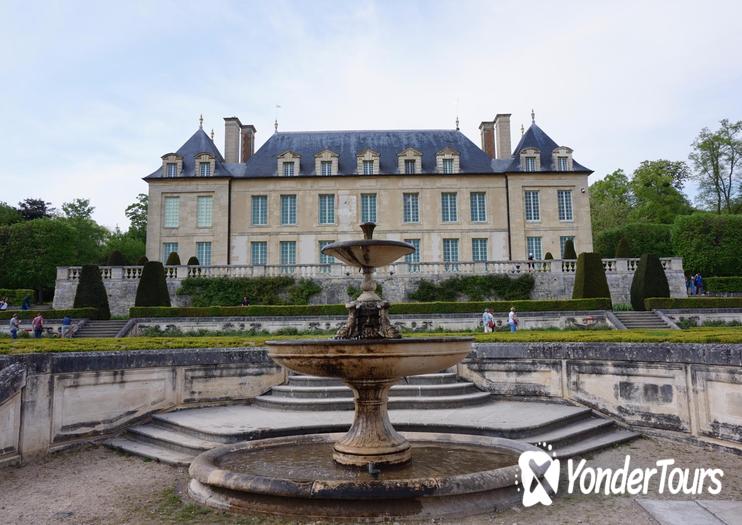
{"left": 2, "top": 436, "right": 741, "bottom": 524}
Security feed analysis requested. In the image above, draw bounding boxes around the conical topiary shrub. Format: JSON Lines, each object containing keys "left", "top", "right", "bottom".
{"left": 135, "top": 261, "right": 171, "bottom": 307}
{"left": 572, "top": 252, "right": 611, "bottom": 303}
{"left": 187, "top": 256, "right": 200, "bottom": 266}
{"left": 107, "top": 250, "right": 127, "bottom": 266}
{"left": 563, "top": 240, "right": 577, "bottom": 260}
{"left": 630, "top": 253, "right": 670, "bottom": 311}
{"left": 73, "top": 264, "right": 111, "bottom": 320}
{"left": 615, "top": 237, "right": 631, "bottom": 258}
{"left": 165, "top": 251, "right": 181, "bottom": 265}
{"left": 544, "top": 252, "right": 554, "bottom": 260}
{"left": 137, "top": 255, "right": 149, "bottom": 265}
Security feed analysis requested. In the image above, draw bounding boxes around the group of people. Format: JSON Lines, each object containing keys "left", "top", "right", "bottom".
{"left": 0, "top": 297, "right": 8, "bottom": 310}
{"left": 686, "top": 272, "right": 704, "bottom": 296}
{"left": 481, "top": 307, "right": 519, "bottom": 333}
{"left": 7, "top": 314, "right": 73, "bottom": 339}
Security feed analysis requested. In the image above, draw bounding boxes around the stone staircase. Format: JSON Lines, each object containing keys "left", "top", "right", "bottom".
{"left": 74, "top": 320, "right": 128, "bottom": 338}
{"left": 612, "top": 311, "right": 674, "bottom": 329}
{"left": 253, "top": 372, "right": 491, "bottom": 410}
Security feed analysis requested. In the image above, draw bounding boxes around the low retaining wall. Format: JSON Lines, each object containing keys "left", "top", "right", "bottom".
{"left": 661, "top": 308, "right": 742, "bottom": 327}
{"left": 461, "top": 342, "right": 742, "bottom": 451}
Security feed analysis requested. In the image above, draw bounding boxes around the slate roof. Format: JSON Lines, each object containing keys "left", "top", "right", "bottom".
{"left": 502, "top": 123, "right": 591, "bottom": 173}
{"left": 145, "top": 128, "right": 231, "bottom": 179}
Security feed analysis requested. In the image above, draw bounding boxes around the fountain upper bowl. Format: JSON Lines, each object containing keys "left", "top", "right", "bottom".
{"left": 321, "top": 239, "right": 415, "bottom": 268}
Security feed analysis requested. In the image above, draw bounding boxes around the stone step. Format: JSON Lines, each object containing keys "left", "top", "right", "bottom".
{"left": 552, "top": 429, "right": 641, "bottom": 459}
{"left": 288, "top": 372, "right": 458, "bottom": 387}
{"left": 253, "top": 391, "right": 492, "bottom": 411}
{"left": 269, "top": 382, "right": 479, "bottom": 399}
{"left": 525, "top": 417, "right": 614, "bottom": 446}
{"left": 126, "top": 424, "right": 220, "bottom": 454}
{"left": 106, "top": 437, "right": 195, "bottom": 466}
{"left": 74, "top": 320, "right": 129, "bottom": 338}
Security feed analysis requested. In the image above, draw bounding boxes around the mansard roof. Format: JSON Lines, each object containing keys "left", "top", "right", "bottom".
{"left": 502, "top": 123, "right": 591, "bottom": 173}
{"left": 145, "top": 128, "right": 230, "bottom": 179}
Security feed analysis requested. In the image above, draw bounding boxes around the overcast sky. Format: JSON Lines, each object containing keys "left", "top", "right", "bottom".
{"left": 2, "top": 0, "right": 741, "bottom": 229}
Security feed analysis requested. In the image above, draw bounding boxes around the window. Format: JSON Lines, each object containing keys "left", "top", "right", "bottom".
{"left": 443, "top": 239, "right": 459, "bottom": 271}
{"left": 404, "top": 159, "right": 416, "bottom": 174}
{"left": 280, "top": 194, "right": 297, "bottom": 225}
{"left": 163, "top": 197, "right": 179, "bottom": 228}
{"left": 166, "top": 163, "right": 177, "bottom": 177}
{"left": 442, "top": 158, "right": 454, "bottom": 174}
{"left": 363, "top": 160, "right": 374, "bottom": 175}
{"left": 320, "top": 160, "right": 332, "bottom": 176}
{"left": 196, "top": 241, "right": 212, "bottom": 266}
{"left": 470, "top": 192, "right": 486, "bottom": 222}
{"left": 524, "top": 191, "right": 540, "bottom": 222}
{"left": 525, "top": 157, "right": 536, "bottom": 172}
{"left": 560, "top": 236, "right": 575, "bottom": 259}
{"left": 558, "top": 156, "right": 568, "bottom": 172}
{"left": 196, "top": 196, "right": 213, "bottom": 228}
{"left": 199, "top": 162, "right": 211, "bottom": 177}
{"left": 441, "top": 192, "right": 458, "bottom": 222}
{"left": 472, "top": 238, "right": 488, "bottom": 262}
{"left": 319, "top": 240, "right": 334, "bottom": 272}
{"left": 361, "top": 193, "right": 377, "bottom": 223}
{"left": 403, "top": 193, "right": 419, "bottom": 223}
{"left": 558, "top": 190, "right": 573, "bottom": 221}
{"left": 280, "top": 240, "right": 296, "bottom": 272}
{"left": 251, "top": 195, "right": 267, "bottom": 225}
{"left": 404, "top": 239, "right": 420, "bottom": 272}
{"left": 162, "top": 242, "right": 178, "bottom": 262}
{"left": 251, "top": 241, "right": 267, "bottom": 265}
{"left": 318, "top": 194, "right": 335, "bottom": 224}
{"left": 527, "top": 237, "right": 543, "bottom": 260}
{"left": 283, "top": 161, "right": 295, "bottom": 177}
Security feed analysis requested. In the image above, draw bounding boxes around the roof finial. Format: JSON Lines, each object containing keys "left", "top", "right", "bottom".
{"left": 531, "top": 109, "right": 535, "bottom": 123}
{"left": 521, "top": 124, "right": 525, "bottom": 135}
{"left": 210, "top": 128, "right": 215, "bottom": 141}
{"left": 455, "top": 115, "right": 460, "bottom": 131}
{"left": 199, "top": 114, "right": 203, "bottom": 129}
{"left": 274, "top": 119, "right": 278, "bottom": 133}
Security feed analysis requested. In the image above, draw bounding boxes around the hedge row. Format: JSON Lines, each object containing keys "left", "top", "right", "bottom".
{"left": 705, "top": 277, "right": 742, "bottom": 293}
{"left": 645, "top": 297, "right": 742, "bottom": 309}
{"left": 0, "top": 308, "right": 98, "bottom": 320}
{"left": 0, "top": 289, "right": 35, "bottom": 304}
{"left": 130, "top": 298, "right": 613, "bottom": 318}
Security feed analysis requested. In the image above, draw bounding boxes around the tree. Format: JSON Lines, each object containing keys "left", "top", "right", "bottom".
{"left": 62, "top": 198, "right": 95, "bottom": 220}
{"left": 0, "top": 202, "right": 20, "bottom": 226}
{"left": 629, "top": 160, "right": 693, "bottom": 224}
{"left": 125, "top": 193, "right": 148, "bottom": 242}
{"left": 589, "top": 169, "right": 634, "bottom": 237}
{"left": 671, "top": 213, "right": 742, "bottom": 277}
{"left": 73, "top": 265, "right": 111, "bottom": 320}
{"left": 135, "top": 261, "right": 171, "bottom": 307}
{"left": 594, "top": 224, "right": 673, "bottom": 258}
{"left": 101, "top": 229, "right": 145, "bottom": 266}
{"left": 18, "top": 198, "right": 55, "bottom": 221}
{"left": 689, "top": 119, "right": 742, "bottom": 214}
{"left": 630, "top": 254, "right": 670, "bottom": 311}
{"left": 59, "top": 216, "right": 108, "bottom": 265}
{"left": 572, "top": 253, "right": 611, "bottom": 302}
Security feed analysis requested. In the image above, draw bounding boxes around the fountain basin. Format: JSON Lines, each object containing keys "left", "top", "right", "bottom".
{"left": 189, "top": 432, "right": 538, "bottom": 521}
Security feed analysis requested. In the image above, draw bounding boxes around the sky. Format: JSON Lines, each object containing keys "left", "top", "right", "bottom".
{"left": 2, "top": 0, "right": 741, "bottom": 229}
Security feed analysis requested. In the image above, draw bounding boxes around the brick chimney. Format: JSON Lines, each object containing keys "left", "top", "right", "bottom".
{"left": 494, "top": 113, "right": 512, "bottom": 160}
{"left": 224, "top": 117, "right": 242, "bottom": 163}
{"left": 479, "top": 121, "right": 495, "bottom": 159}
{"left": 240, "top": 124, "right": 257, "bottom": 163}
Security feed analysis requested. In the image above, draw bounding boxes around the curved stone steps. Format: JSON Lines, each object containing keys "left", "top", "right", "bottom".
{"left": 269, "top": 382, "right": 479, "bottom": 399}
{"left": 253, "top": 391, "right": 492, "bottom": 411}
{"left": 287, "top": 372, "right": 459, "bottom": 387}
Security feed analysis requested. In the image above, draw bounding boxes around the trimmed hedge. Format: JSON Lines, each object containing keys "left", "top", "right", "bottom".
{"left": 137, "top": 255, "right": 149, "bottom": 265}
{"left": 0, "top": 308, "right": 97, "bottom": 320}
{"left": 408, "top": 274, "right": 534, "bottom": 302}
{"left": 165, "top": 251, "right": 181, "bottom": 265}
{"left": 563, "top": 240, "right": 577, "bottom": 260}
{"left": 615, "top": 237, "right": 631, "bottom": 258}
{"left": 130, "top": 298, "right": 613, "bottom": 318}
{"left": 595, "top": 223, "right": 673, "bottom": 258}
{"left": 107, "top": 250, "right": 127, "bottom": 266}
{"left": 572, "top": 253, "right": 611, "bottom": 301}
{"left": 706, "top": 277, "right": 742, "bottom": 293}
{"left": 630, "top": 254, "right": 670, "bottom": 311}
{"left": 73, "top": 264, "right": 111, "bottom": 320}
{"left": 645, "top": 297, "right": 742, "bottom": 309}
{"left": 177, "top": 276, "right": 322, "bottom": 306}
{"left": 672, "top": 214, "right": 742, "bottom": 277}
{"left": 135, "top": 261, "right": 171, "bottom": 307}
{"left": 0, "top": 289, "right": 35, "bottom": 304}
{"left": 187, "top": 256, "right": 200, "bottom": 266}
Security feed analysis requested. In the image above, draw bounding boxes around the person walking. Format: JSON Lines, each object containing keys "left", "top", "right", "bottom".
{"left": 9, "top": 314, "right": 20, "bottom": 339}
{"left": 62, "top": 315, "right": 72, "bottom": 338}
{"left": 508, "top": 307, "right": 519, "bottom": 333}
{"left": 482, "top": 308, "right": 495, "bottom": 333}
{"left": 694, "top": 273, "right": 704, "bottom": 295}
{"left": 686, "top": 273, "right": 695, "bottom": 296}
{"left": 31, "top": 313, "right": 44, "bottom": 338}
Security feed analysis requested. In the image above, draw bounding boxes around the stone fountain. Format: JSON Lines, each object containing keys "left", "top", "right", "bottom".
{"left": 188, "top": 223, "right": 542, "bottom": 520}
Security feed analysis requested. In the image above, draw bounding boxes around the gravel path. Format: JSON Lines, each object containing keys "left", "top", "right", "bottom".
{"left": 1, "top": 437, "right": 740, "bottom": 524}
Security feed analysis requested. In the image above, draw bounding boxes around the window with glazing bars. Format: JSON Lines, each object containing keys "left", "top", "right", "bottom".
{"left": 318, "top": 194, "right": 335, "bottom": 224}
{"left": 442, "top": 158, "right": 454, "bottom": 174}
{"left": 404, "top": 159, "right": 416, "bottom": 174}
{"left": 470, "top": 192, "right": 486, "bottom": 222}
{"left": 527, "top": 237, "right": 543, "bottom": 260}
{"left": 443, "top": 238, "right": 459, "bottom": 271}
{"left": 524, "top": 191, "right": 540, "bottom": 221}
{"left": 280, "top": 195, "right": 297, "bottom": 225}
{"left": 251, "top": 241, "right": 267, "bottom": 265}
{"left": 361, "top": 193, "right": 377, "bottom": 223}
{"left": 166, "top": 163, "right": 177, "bottom": 177}
{"left": 283, "top": 161, "right": 295, "bottom": 177}
{"left": 558, "top": 156, "right": 568, "bottom": 171}
{"left": 320, "top": 161, "right": 332, "bottom": 176}
{"left": 319, "top": 240, "right": 334, "bottom": 272}
{"left": 558, "top": 190, "right": 573, "bottom": 221}
{"left": 363, "top": 160, "right": 374, "bottom": 175}
{"left": 199, "top": 162, "right": 211, "bottom": 177}
{"left": 163, "top": 197, "right": 179, "bottom": 228}
{"left": 560, "top": 236, "right": 575, "bottom": 259}
{"left": 196, "top": 196, "right": 213, "bottom": 228}
{"left": 441, "top": 192, "right": 457, "bottom": 222}
{"left": 403, "top": 193, "right": 419, "bottom": 223}
{"left": 251, "top": 195, "right": 267, "bottom": 225}
{"left": 472, "top": 238, "right": 488, "bottom": 262}
{"left": 525, "top": 157, "right": 536, "bottom": 172}
{"left": 196, "top": 241, "right": 212, "bottom": 266}
{"left": 280, "top": 241, "right": 296, "bottom": 272}
{"left": 162, "top": 242, "right": 178, "bottom": 262}
{"left": 404, "top": 239, "right": 420, "bottom": 272}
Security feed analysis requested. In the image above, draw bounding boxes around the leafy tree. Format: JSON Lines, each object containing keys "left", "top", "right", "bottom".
{"left": 125, "top": 193, "right": 148, "bottom": 242}
{"left": 630, "top": 254, "right": 670, "bottom": 311}
{"left": 671, "top": 213, "right": 742, "bottom": 276}
{"left": 563, "top": 239, "right": 577, "bottom": 259}
{"left": 589, "top": 169, "right": 634, "bottom": 237}
{"left": 101, "top": 230, "right": 145, "bottom": 266}
{"left": 18, "top": 198, "right": 55, "bottom": 221}
{"left": 689, "top": 119, "right": 742, "bottom": 214}
{"left": 572, "top": 252, "right": 611, "bottom": 302}
{"left": 0, "top": 202, "right": 20, "bottom": 226}
{"left": 62, "top": 198, "right": 94, "bottom": 220}
{"left": 59, "top": 216, "right": 108, "bottom": 265}
{"left": 135, "top": 261, "right": 171, "bottom": 307}
{"left": 629, "top": 160, "right": 693, "bottom": 224}
{"left": 73, "top": 265, "right": 111, "bottom": 320}
{"left": 594, "top": 224, "right": 673, "bottom": 258}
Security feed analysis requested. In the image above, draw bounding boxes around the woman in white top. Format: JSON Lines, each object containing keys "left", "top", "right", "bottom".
{"left": 482, "top": 308, "right": 494, "bottom": 333}
{"left": 508, "top": 307, "right": 519, "bottom": 332}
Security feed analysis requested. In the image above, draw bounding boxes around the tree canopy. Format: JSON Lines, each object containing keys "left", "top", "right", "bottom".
{"left": 125, "top": 193, "right": 148, "bottom": 242}
{"left": 689, "top": 119, "right": 742, "bottom": 214}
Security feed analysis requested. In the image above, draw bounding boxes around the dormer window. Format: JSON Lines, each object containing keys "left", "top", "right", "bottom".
{"left": 363, "top": 160, "right": 374, "bottom": 175}
{"left": 283, "top": 161, "right": 295, "bottom": 177}
{"left": 398, "top": 147, "right": 422, "bottom": 174}
{"left": 161, "top": 153, "right": 183, "bottom": 178}
{"left": 404, "top": 159, "right": 416, "bottom": 174}
{"left": 199, "top": 162, "right": 211, "bottom": 177}
{"left": 357, "top": 148, "right": 380, "bottom": 175}
{"left": 194, "top": 152, "right": 215, "bottom": 177}
{"left": 314, "top": 149, "right": 338, "bottom": 176}
{"left": 552, "top": 147, "right": 574, "bottom": 172}
{"left": 525, "top": 157, "right": 536, "bottom": 172}
{"left": 166, "top": 163, "right": 177, "bottom": 177}
{"left": 436, "top": 147, "right": 460, "bottom": 174}
{"left": 321, "top": 161, "right": 332, "bottom": 176}
{"left": 277, "top": 151, "right": 301, "bottom": 176}
{"left": 520, "top": 147, "right": 541, "bottom": 172}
